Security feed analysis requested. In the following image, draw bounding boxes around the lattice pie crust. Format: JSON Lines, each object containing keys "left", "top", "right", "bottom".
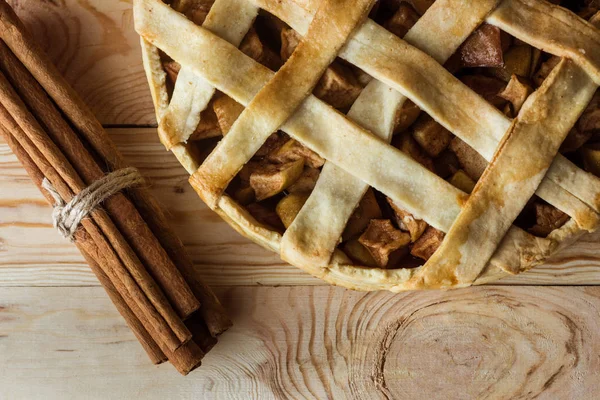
{"left": 134, "top": 0, "right": 600, "bottom": 291}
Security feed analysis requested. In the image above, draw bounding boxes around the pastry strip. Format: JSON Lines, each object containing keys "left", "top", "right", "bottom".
{"left": 140, "top": 38, "right": 169, "bottom": 122}
{"left": 535, "top": 179, "right": 600, "bottom": 232}
{"left": 412, "top": 60, "right": 597, "bottom": 288}
{"left": 159, "top": 0, "right": 258, "bottom": 149}
{"left": 140, "top": 38, "right": 199, "bottom": 173}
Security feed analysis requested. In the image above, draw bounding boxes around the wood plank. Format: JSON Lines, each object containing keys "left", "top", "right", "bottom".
{"left": 7, "top": 0, "right": 155, "bottom": 125}
{"left": 2, "top": 128, "right": 600, "bottom": 287}
{"left": 0, "top": 285, "right": 599, "bottom": 399}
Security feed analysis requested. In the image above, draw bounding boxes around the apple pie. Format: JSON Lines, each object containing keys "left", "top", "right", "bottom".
{"left": 134, "top": 0, "right": 600, "bottom": 291}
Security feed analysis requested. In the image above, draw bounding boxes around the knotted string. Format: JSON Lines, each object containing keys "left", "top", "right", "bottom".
{"left": 42, "top": 167, "right": 144, "bottom": 241}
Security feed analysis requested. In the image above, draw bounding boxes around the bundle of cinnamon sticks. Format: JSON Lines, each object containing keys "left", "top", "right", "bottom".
{"left": 0, "top": 1, "right": 230, "bottom": 374}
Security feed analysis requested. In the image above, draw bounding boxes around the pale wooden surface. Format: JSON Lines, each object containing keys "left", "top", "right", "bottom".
{"left": 1, "top": 1, "right": 600, "bottom": 399}
{"left": 1, "top": 286, "right": 600, "bottom": 399}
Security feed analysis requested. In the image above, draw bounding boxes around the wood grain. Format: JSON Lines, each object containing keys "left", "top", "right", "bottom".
{"left": 0, "top": 285, "right": 599, "bottom": 399}
{"left": 2, "top": 128, "right": 600, "bottom": 287}
{"left": 1, "top": 1, "right": 600, "bottom": 398}
{"left": 7, "top": 0, "right": 155, "bottom": 125}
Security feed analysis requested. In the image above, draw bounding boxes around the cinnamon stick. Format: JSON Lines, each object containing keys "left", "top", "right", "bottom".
{"left": 0, "top": 41, "right": 200, "bottom": 320}
{"left": 0, "top": 97, "right": 190, "bottom": 352}
{"left": 0, "top": 126, "right": 166, "bottom": 364}
{"left": 0, "top": 124, "right": 206, "bottom": 373}
{"left": 0, "top": 1, "right": 231, "bottom": 372}
{"left": 187, "top": 316, "right": 219, "bottom": 353}
{"left": 80, "top": 248, "right": 169, "bottom": 365}
{"left": 0, "top": 0, "right": 231, "bottom": 336}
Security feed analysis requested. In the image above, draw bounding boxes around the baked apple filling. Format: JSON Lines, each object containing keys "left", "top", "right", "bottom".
{"left": 160, "top": 0, "right": 600, "bottom": 269}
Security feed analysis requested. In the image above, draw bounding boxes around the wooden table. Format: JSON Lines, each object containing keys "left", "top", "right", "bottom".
{"left": 1, "top": 1, "right": 600, "bottom": 398}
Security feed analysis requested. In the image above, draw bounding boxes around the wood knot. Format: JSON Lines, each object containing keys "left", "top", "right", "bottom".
{"left": 370, "top": 291, "right": 583, "bottom": 399}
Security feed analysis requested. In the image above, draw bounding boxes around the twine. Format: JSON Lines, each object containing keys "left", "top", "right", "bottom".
{"left": 42, "top": 167, "right": 144, "bottom": 241}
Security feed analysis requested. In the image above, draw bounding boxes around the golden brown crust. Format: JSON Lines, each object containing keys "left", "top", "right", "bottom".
{"left": 135, "top": 0, "right": 600, "bottom": 292}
